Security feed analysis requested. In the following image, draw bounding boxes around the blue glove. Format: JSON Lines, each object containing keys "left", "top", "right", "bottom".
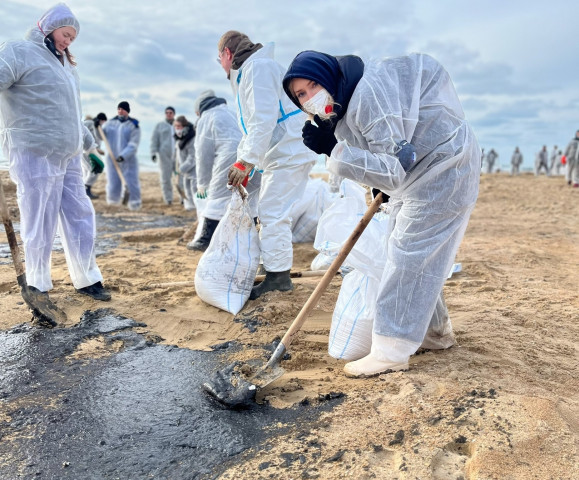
{"left": 302, "top": 114, "right": 337, "bottom": 156}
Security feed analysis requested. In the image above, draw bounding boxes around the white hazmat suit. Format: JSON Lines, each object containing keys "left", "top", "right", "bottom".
{"left": 0, "top": 4, "right": 104, "bottom": 292}
{"left": 231, "top": 43, "right": 317, "bottom": 272}
{"left": 102, "top": 115, "right": 142, "bottom": 210}
{"left": 151, "top": 119, "right": 175, "bottom": 204}
{"left": 324, "top": 54, "right": 480, "bottom": 367}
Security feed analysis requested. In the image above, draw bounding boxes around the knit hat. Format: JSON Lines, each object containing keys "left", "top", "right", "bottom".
{"left": 117, "top": 101, "right": 130, "bottom": 113}
{"left": 96, "top": 112, "right": 107, "bottom": 122}
{"left": 38, "top": 3, "right": 80, "bottom": 36}
{"left": 194, "top": 89, "right": 215, "bottom": 114}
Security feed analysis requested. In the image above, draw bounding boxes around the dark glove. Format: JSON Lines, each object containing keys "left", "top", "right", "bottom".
{"left": 89, "top": 153, "right": 104, "bottom": 174}
{"left": 372, "top": 188, "right": 390, "bottom": 204}
{"left": 117, "top": 155, "right": 125, "bottom": 163}
{"left": 302, "top": 114, "right": 337, "bottom": 156}
{"left": 152, "top": 154, "right": 157, "bottom": 163}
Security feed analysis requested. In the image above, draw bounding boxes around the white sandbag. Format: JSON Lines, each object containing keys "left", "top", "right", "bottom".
{"left": 329, "top": 269, "right": 378, "bottom": 361}
{"left": 194, "top": 187, "right": 260, "bottom": 315}
{"left": 292, "top": 178, "right": 335, "bottom": 243}
{"left": 346, "top": 211, "right": 390, "bottom": 281}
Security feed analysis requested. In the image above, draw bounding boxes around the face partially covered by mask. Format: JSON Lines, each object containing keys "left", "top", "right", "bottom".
{"left": 302, "top": 88, "right": 334, "bottom": 120}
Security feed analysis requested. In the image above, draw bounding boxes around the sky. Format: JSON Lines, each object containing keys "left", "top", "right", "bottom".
{"left": 1, "top": 0, "right": 578, "bottom": 171}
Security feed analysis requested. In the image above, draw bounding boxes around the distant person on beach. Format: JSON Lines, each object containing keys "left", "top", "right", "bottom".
{"left": 217, "top": 31, "right": 316, "bottom": 298}
{"left": 535, "top": 145, "right": 550, "bottom": 176}
{"left": 485, "top": 148, "right": 498, "bottom": 174}
{"left": 511, "top": 147, "right": 523, "bottom": 176}
{"left": 82, "top": 113, "right": 107, "bottom": 199}
{"left": 151, "top": 106, "right": 177, "bottom": 205}
{"left": 283, "top": 50, "right": 480, "bottom": 377}
{"left": 102, "top": 101, "right": 142, "bottom": 210}
{"left": 0, "top": 3, "right": 111, "bottom": 302}
{"left": 549, "top": 145, "right": 560, "bottom": 176}
{"left": 172, "top": 115, "right": 196, "bottom": 211}
{"left": 187, "top": 90, "right": 238, "bottom": 251}
{"left": 563, "top": 130, "right": 579, "bottom": 187}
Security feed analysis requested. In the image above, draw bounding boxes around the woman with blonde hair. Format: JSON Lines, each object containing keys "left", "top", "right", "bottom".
{"left": 0, "top": 3, "right": 111, "bottom": 318}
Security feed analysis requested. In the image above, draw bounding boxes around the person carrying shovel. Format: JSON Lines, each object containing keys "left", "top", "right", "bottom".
{"left": 282, "top": 50, "right": 480, "bottom": 377}
{"left": 0, "top": 3, "right": 111, "bottom": 325}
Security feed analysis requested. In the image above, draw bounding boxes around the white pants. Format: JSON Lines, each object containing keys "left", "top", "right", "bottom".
{"left": 10, "top": 154, "right": 103, "bottom": 292}
{"left": 258, "top": 162, "right": 313, "bottom": 272}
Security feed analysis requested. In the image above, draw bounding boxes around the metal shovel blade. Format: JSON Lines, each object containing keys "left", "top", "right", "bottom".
{"left": 19, "top": 276, "right": 67, "bottom": 327}
{"left": 202, "top": 358, "right": 285, "bottom": 409}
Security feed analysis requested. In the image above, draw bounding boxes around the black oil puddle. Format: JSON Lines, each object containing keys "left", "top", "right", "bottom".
{"left": 0, "top": 213, "right": 191, "bottom": 263}
{"left": 0, "top": 309, "right": 341, "bottom": 479}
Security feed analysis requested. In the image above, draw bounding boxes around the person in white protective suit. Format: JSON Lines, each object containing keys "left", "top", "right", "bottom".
{"left": 0, "top": 3, "right": 111, "bottom": 301}
{"left": 151, "top": 106, "right": 177, "bottom": 205}
{"left": 187, "top": 89, "right": 261, "bottom": 251}
{"left": 82, "top": 112, "right": 107, "bottom": 199}
{"left": 217, "top": 31, "right": 317, "bottom": 298}
{"left": 172, "top": 115, "right": 196, "bottom": 210}
{"left": 563, "top": 130, "right": 579, "bottom": 187}
{"left": 283, "top": 50, "right": 480, "bottom": 377}
{"left": 511, "top": 147, "right": 523, "bottom": 176}
{"left": 535, "top": 145, "right": 550, "bottom": 176}
{"left": 102, "top": 101, "right": 142, "bottom": 210}
{"left": 485, "top": 148, "right": 498, "bottom": 174}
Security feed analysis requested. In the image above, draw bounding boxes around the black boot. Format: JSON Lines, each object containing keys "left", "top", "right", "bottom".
{"left": 76, "top": 281, "right": 111, "bottom": 301}
{"left": 187, "top": 218, "right": 219, "bottom": 252}
{"left": 249, "top": 270, "right": 293, "bottom": 300}
{"left": 85, "top": 185, "right": 99, "bottom": 199}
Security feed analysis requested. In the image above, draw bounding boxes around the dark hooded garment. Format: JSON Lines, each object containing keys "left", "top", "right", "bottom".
{"left": 283, "top": 50, "right": 365, "bottom": 125}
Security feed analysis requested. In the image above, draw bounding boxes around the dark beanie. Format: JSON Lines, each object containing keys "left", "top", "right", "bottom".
{"left": 283, "top": 50, "right": 340, "bottom": 107}
{"left": 118, "top": 101, "right": 130, "bottom": 113}
{"left": 165, "top": 106, "right": 175, "bottom": 113}
{"left": 96, "top": 112, "right": 107, "bottom": 122}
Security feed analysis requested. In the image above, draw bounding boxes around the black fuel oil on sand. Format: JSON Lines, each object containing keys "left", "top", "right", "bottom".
{"left": 0, "top": 309, "right": 342, "bottom": 479}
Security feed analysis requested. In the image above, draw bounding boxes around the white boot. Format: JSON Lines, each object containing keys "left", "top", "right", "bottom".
{"left": 343, "top": 333, "right": 418, "bottom": 378}
{"left": 420, "top": 329, "right": 455, "bottom": 350}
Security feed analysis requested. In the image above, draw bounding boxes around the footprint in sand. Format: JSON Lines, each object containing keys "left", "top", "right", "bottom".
{"left": 430, "top": 438, "right": 474, "bottom": 479}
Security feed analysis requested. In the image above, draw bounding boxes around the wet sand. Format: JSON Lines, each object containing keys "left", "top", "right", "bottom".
{"left": 0, "top": 170, "right": 578, "bottom": 479}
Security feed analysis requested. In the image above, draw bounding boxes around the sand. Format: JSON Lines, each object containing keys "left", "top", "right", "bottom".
{"left": 0, "top": 170, "right": 577, "bottom": 479}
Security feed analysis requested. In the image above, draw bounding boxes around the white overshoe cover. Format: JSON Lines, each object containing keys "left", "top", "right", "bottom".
{"left": 343, "top": 333, "right": 418, "bottom": 377}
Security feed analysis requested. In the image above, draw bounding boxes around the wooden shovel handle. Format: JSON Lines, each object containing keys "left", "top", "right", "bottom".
{"left": 0, "top": 177, "right": 25, "bottom": 278}
{"left": 279, "top": 192, "right": 384, "bottom": 349}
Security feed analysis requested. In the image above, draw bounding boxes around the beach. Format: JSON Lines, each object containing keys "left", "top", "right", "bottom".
{"left": 0, "top": 170, "right": 577, "bottom": 479}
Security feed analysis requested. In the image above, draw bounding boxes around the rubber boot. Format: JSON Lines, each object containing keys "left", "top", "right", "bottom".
{"left": 85, "top": 185, "right": 99, "bottom": 199}
{"left": 187, "top": 218, "right": 219, "bottom": 252}
{"left": 249, "top": 270, "right": 293, "bottom": 300}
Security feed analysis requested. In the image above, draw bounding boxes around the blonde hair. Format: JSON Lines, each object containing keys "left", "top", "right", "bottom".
{"left": 217, "top": 30, "right": 249, "bottom": 54}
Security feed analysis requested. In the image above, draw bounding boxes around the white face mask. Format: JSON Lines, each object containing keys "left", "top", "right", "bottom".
{"left": 175, "top": 128, "right": 183, "bottom": 137}
{"left": 302, "top": 88, "right": 333, "bottom": 120}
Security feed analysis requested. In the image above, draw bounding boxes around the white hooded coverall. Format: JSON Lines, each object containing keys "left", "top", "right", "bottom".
{"left": 231, "top": 43, "right": 317, "bottom": 272}
{"left": 0, "top": 4, "right": 103, "bottom": 292}
{"left": 328, "top": 54, "right": 481, "bottom": 362}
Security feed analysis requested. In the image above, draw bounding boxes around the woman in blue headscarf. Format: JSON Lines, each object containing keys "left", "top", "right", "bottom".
{"left": 283, "top": 50, "right": 481, "bottom": 377}
{"left": 0, "top": 3, "right": 110, "bottom": 311}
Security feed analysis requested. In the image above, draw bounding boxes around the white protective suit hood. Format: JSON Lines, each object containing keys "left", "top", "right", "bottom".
{"left": 37, "top": 3, "right": 80, "bottom": 36}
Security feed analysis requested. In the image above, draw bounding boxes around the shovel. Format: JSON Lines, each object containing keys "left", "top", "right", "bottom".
{"left": 0, "top": 176, "right": 67, "bottom": 327}
{"left": 98, "top": 125, "right": 130, "bottom": 205}
{"left": 203, "top": 191, "right": 385, "bottom": 408}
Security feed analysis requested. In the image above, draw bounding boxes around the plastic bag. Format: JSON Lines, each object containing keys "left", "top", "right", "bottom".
{"left": 328, "top": 269, "right": 378, "bottom": 361}
{"left": 194, "top": 187, "right": 260, "bottom": 314}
